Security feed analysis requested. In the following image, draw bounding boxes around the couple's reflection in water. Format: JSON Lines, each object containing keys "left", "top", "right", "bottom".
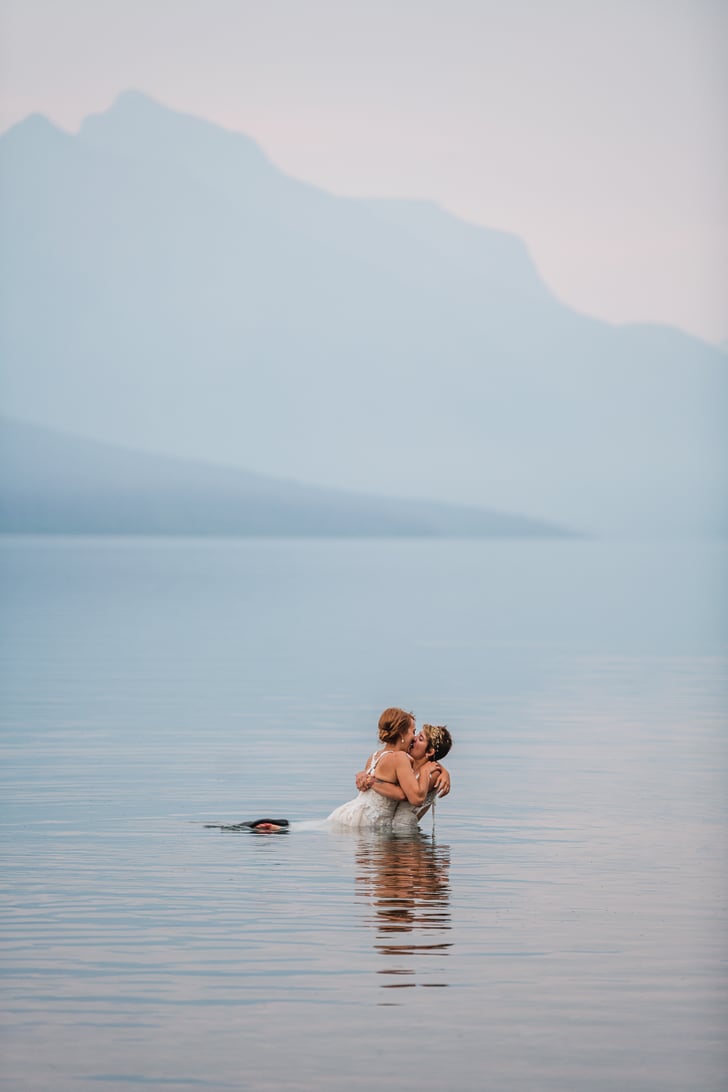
{"left": 354, "top": 831, "right": 452, "bottom": 1000}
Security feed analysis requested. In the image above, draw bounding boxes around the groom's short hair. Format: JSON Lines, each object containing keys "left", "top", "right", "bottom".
{"left": 423, "top": 724, "right": 452, "bottom": 760}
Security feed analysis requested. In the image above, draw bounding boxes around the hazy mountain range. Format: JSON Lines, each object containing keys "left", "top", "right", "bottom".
{"left": 0, "top": 417, "right": 571, "bottom": 537}
{"left": 0, "top": 90, "right": 725, "bottom": 537}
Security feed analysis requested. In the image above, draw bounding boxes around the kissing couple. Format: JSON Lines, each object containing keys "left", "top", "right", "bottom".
{"left": 235, "top": 707, "right": 452, "bottom": 834}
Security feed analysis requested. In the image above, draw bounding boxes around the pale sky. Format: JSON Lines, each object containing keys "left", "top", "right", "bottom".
{"left": 1, "top": 0, "right": 726, "bottom": 343}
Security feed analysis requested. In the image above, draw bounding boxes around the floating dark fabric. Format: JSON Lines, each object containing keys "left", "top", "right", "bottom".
{"left": 206, "top": 818, "right": 290, "bottom": 832}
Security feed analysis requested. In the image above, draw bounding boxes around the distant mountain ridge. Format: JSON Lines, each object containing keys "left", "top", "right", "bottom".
{"left": 0, "top": 91, "right": 725, "bottom": 536}
{"left": 0, "top": 418, "right": 573, "bottom": 537}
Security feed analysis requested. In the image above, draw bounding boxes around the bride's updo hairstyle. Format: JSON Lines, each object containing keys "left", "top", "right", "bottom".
{"left": 378, "top": 707, "right": 415, "bottom": 743}
{"left": 422, "top": 724, "right": 452, "bottom": 761}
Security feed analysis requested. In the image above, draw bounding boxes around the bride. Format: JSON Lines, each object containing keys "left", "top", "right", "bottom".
{"left": 210, "top": 707, "right": 451, "bottom": 833}
{"left": 357, "top": 722, "right": 452, "bottom": 834}
{"left": 326, "top": 709, "right": 451, "bottom": 832}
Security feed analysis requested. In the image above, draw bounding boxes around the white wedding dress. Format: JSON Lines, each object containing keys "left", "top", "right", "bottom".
{"left": 391, "top": 788, "right": 437, "bottom": 834}
{"left": 325, "top": 749, "right": 400, "bottom": 831}
{"left": 211, "top": 750, "right": 435, "bottom": 834}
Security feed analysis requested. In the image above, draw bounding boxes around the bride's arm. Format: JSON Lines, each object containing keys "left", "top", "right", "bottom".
{"left": 392, "top": 752, "right": 429, "bottom": 805}
{"left": 431, "top": 763, "right": 451, "bottom": 797}
{"left": 378, "top": 761, "right": 450, "bottom": 803}
{"left": 370, "top": 779, "right": 406, "bottom": 801}
{"left": 354, "top": 755, "right": 377, "bottom": 793}
{"left": 353, "top": 769, "right": 406, "bottom": 799}
{"left": 354, "top": 755, "right": 428, "bottom": 805}
{"left": 413, "top": 763, "right": 450, "bottom": 815}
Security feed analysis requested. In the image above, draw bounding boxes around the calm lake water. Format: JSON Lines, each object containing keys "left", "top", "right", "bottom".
{"left": 1, "top": 536, "right": 726, "bottom": 1091}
